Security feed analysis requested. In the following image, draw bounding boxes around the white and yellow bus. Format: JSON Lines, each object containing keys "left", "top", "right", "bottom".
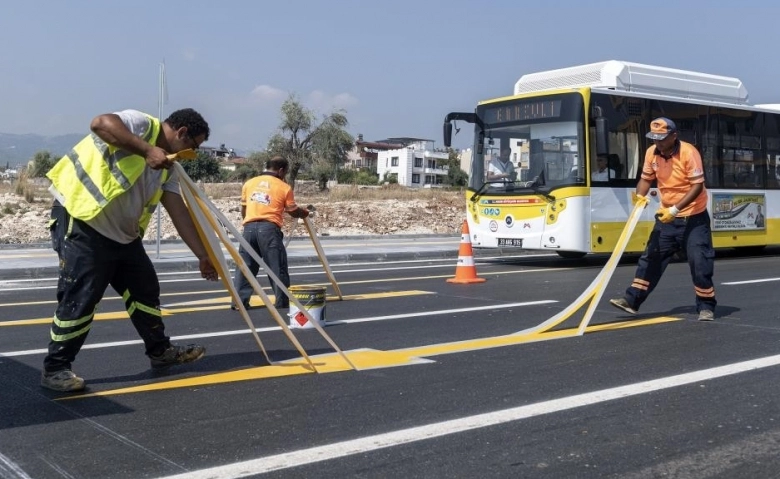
{"left": 444, "top": 60, "right": 780, "bottom": 258}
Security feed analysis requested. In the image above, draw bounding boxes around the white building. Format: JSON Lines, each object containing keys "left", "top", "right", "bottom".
{"left": 0, "top": 169, "right": 18, "bottom": 179}
{"left": 375, "top": 138, "right": 449, "bottom": 188}
{"left": 459, "top": 148, "right": 472, "bottom": 176}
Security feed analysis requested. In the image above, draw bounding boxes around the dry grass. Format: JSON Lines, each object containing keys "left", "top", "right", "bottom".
{"left": 0, "top": 180, "right": 16, "bottom": 196}
{"left": 325, "top": 184, "right": 463, "bottom": 202}
{"left": 1, "top": 174, "right": 48, "bottom": 204}
{"left": 202, "top": 181, "right": 464, "bottom": 203}
{"left": 202, "top": 182, "right": 241, "bottom": 199}
{"left": 0, "top": 178, "right": 463, "bottom": 205}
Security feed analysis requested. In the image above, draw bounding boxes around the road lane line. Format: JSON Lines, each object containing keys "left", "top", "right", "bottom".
{"left": 0, "top": 254, "right": 555, "bottom": 289}
{"left": 721, "top": 277, "right": 780, "bottom": 285}
{"left": 327, "top": 300, "right": 558, "bottom": 325}
{"left": 0, "top": 266, "right": 571, "bottom": 313}
{"left": 59, "top": 316, "right": 678, "bottom": 399}
{"left": 0, "top": 301, "right": 558, "bottom": 357}
{"left": 621, "top": 428, "right": 780, "bottom": 479}
{"left": 156, "top": 353, "right": 780, "bottom": 479}
{"left": 0, "top": 290, "right": 436, "bottom": 326}
{"left": 0, "top": 451, "right": 33, "bottom": 479}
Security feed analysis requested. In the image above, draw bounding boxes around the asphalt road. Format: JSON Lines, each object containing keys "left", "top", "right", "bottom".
{"left": 2, "top": 250, "right": 780, "bottom": 478}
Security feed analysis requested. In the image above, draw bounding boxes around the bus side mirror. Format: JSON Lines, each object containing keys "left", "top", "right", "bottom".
{"left": 443, "top": 121, "right": 453, "bottom": 147}
{"left": 595, "top": 117, "right": 609, "bottom": 156}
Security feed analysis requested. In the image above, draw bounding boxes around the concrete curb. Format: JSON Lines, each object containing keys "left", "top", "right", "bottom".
{"left": 0, "top": 249, "right": 463, "bottom": 281}
{"left": 0, "top": 234, "right": 459, "bottom": 251}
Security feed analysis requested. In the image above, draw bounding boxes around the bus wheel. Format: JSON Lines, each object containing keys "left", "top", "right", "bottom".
{"left": 556, "top": 251, "right": 587, "bottom": 259}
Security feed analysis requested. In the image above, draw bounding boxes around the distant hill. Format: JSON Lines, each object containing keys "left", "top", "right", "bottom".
{"left": 0, "top": 132, "right": 84, "bottom": 167}
{"left": 0, "top": 132, "right": 253, "bottom": 169}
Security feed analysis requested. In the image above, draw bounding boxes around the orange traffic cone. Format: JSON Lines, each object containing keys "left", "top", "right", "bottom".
{"left": 447, "top": 220, "right": 486, "bottom": 284}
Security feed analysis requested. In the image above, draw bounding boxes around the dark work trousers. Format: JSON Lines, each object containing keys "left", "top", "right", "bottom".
{"left": 43, "top": 203, "right": 170, "bottom": 373}
{"left": 624, "top": 210, "right": 717, "bottom": 314}
{"left": 233, "top": 220, "right": 289, "bottom": 308}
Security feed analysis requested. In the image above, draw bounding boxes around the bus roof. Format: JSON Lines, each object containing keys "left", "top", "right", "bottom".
{"left": 513, "top": 60, "right": 749, "bottom": 105}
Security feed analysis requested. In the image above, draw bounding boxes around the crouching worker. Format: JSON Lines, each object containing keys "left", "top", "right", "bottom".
{"left": 41, "top": 108, "right": 219, "bottom": 392}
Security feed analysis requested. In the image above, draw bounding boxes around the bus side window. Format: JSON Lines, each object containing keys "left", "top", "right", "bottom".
{"left": 608, "top": 154, "right": 623, "bottom": 178}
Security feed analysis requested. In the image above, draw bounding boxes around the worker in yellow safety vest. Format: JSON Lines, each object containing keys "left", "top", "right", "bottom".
{"left": 41, "top": 108, "right": 218, "bottom": 393}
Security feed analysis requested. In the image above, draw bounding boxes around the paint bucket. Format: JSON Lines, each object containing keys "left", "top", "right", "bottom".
{"left": 288, "top": 285, "right": 327, "bottom": 329}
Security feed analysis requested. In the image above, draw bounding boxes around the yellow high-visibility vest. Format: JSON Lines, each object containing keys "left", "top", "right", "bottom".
{"left": 47, "top": 114, "right": 167, "bottom": 234}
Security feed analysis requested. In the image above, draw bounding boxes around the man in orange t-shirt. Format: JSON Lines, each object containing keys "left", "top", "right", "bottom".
{"left": 231, "top": 156, "right": 310, "bottom": 310}
{"left": 610, "top": 117, "right": 716, "bottom": 321}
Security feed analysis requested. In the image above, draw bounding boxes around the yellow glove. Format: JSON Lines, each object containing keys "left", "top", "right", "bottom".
{"left": 166, "top": 149, "right": 197, "bottom": 160}
{"left": 631, "top": 192, "right": 649, "bottom": 208}
{"left": 655, "top": 206, "right": 680, "bottom": 223}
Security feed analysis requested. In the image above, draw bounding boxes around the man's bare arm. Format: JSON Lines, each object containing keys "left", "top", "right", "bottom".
{"left": 90, "top": 114, "right": 171, "bottom": 169}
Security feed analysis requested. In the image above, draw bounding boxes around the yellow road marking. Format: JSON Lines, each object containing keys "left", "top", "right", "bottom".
{"left": 0, "top": 267, "right": 570, "bottom": 309}
{"left": 0, "top": 289, "right": 235, "bottom": 309}
{"left": 2, "top": 310, "right": 141, "bottom": 326}
{"left": 0, "top": 290, "right": 434, "bottom": 327}
{"left": 165, "top": 290, "right": 432, "bottom": 308}
{"left": 60, "top": 316, "right": 682, "bottom": 399}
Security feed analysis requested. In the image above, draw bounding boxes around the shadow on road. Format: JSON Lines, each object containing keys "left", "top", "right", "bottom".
{"left": 0, "top": 357, "right": 134, "bottom": 430}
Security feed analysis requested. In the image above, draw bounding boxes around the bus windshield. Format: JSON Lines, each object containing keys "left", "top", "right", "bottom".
{"left": 470, "top": 92, "right": 585, "bottom": 194}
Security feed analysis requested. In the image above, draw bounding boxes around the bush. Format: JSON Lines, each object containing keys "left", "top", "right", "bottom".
{"left": 227, "top": 165, "right": 259, "bottom": 182}
{"left": 28, "top": 151, "right": 55, "bottom": 178}
{"left": 181, "top": 151, "right": 224, "bottom": 182}
{"left": 13, "top": 171, "right": 39, "bottom": 203}
{"left": 356, "top": 170, "right": 379, "bottom": 185}
{"left": 335, "top": 168, "right": 378, "bottom": 186}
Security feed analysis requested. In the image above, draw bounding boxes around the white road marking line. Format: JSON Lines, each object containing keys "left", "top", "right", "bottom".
{"left": 721, "top": 277, "right": 780, "bottom": 285}
{"left": 156, "top": 353, "right": 780, "bottom": 479}
{"left": 0, "top": 254, "right": 546, "bottom": 290}
{"left": 327, "top": 300, "right": 558, "bottom": 325}
{"left": 0, "top": 301, "right": 556, "bottom": 357}
{"left": 0, "top": 451, "right": 33, "bottom": 479}
{"left": 620, "top": 427, "right": 780, "bottom": 479}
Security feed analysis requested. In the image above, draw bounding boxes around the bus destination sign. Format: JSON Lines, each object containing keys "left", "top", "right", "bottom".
{"left": 484, "top": 100, "right": 562, "bottom": 123}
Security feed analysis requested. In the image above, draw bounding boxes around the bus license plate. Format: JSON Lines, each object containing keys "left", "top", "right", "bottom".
{"left": 497, "top": 238, "right": 523, "bottom": 247}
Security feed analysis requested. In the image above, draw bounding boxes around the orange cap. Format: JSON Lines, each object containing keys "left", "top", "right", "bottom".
{"left": 646, "top": 117, "right": 677, "bottom": 140}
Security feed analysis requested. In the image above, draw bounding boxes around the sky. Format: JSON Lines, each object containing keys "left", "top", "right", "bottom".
{"left": 2, "top": 0, "right": 780, "bottom": 153}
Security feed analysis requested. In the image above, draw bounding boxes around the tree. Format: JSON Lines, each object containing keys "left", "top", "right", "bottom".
{"left": 311, "top": 112, "right": 354, "bottom": 186}
{"left": 246, "top": 150, "right": 272, "bottom": 173}
{"left": 181, "top": 150, "right": 224, "bottom": 182}
{"left": 226, "top": 164, "right": 258, "bottom": 183}
{"left": 308, "top": 158, "right": 335, "bottom": 190}
{"left": 266, "top": 95, "right": 354, "bottom": 188}
{"left": 27, "top": 150, "right": 55, "bottom": 178}
{"left": 442, "top": 148, "right": 468, "bottom": 187}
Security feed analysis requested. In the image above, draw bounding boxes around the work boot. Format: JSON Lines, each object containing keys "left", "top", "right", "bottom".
{"left": 149, "top": 344, "right": 206, "bottom": 369}
{"left": 230, "top": 301, "right": 250, "bottom": 311}
{"left": 609, "top": 298, "right": 638, "bottom": 315}
{"left": 698, "top": 310, "right": 715, "bottom": 321}
{"left": 41, "top": 369, "right": 86, "bottom": 392}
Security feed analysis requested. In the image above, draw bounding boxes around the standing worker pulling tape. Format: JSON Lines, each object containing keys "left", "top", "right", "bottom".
{"left": 609, "top": 117, "right": 717, "bottom": 322}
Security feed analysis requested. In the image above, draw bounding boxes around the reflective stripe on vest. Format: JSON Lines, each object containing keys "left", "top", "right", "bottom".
{"left": 47, "top": 114, "right": 161, "bottom": 223}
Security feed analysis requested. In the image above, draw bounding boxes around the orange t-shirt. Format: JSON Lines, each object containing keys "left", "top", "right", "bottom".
{"left": 240, "top": 173, "right": 299, "bottom": 227}
{"left": 641, "top": 141, "right": 708, "bottom": 216}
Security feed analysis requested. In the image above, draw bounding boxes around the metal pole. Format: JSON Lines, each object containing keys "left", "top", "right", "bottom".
{"left": 155, "top": 62, "right": 165, "bottom": 258}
